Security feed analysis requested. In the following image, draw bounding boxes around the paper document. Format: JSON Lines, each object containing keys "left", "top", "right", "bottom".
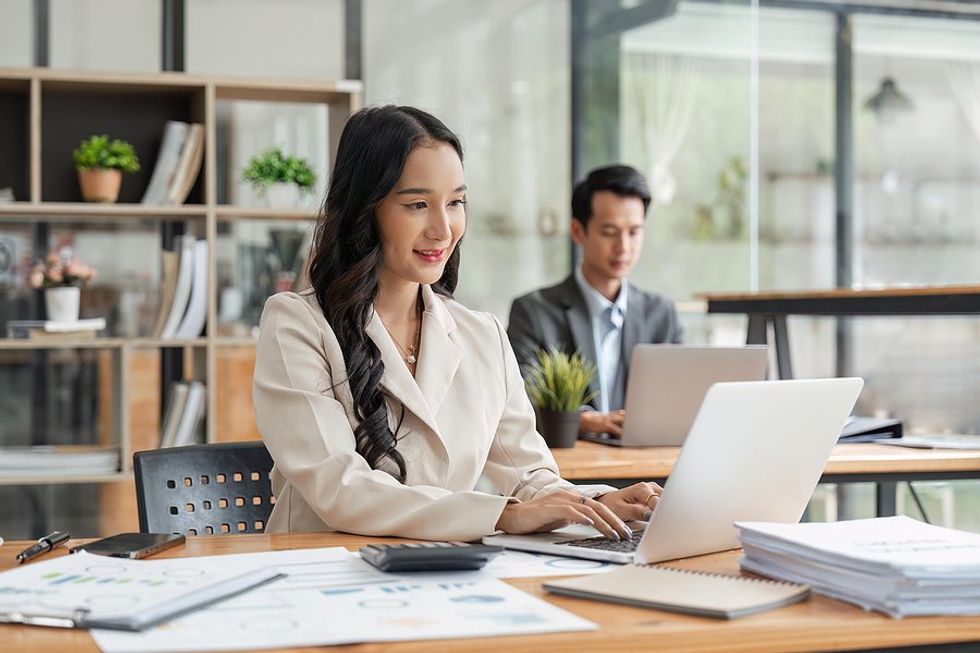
{"left": 0, "top": 551, "right": 281, "bottom": 630}
{"left": 93, "top": 547, "right": 597, "bottom": 653}
{"left": 480, "top": 548, "right": 620, "bottom": 577}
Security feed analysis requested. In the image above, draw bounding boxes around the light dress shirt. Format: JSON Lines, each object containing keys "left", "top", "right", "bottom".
{"left": 574, "top": 266, "right": 628, "bottom": 413}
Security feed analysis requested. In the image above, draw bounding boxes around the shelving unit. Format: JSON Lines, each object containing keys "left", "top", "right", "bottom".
{"left": 0, "top": 472, "right": 133, "bottom": 487}
{"left": 0, "top": 67, "right": 361, "bottom": 498}
{"left": 0, "top": 338, "right": 209, "bottom": 350}
{"left": 0, "top": 203, "right": 208, "bottom": 219}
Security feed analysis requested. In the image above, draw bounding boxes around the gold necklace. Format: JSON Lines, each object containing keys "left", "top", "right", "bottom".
{"left": 380, "top": 291, "right": 423, "bottom": 365}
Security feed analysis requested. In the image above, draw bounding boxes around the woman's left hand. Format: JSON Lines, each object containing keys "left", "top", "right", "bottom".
{"left": 596, "top": 482, "right": 663, "bottom": 522}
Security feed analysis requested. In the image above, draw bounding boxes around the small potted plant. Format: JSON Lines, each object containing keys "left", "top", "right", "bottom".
{"left": 524, "top": 348, "right": 597, "bottom": 449}
{"left": 73, "top": 135, "right": 140, "bottom": 203}
{"left": 242, "top": 147, "right": 316, "bottom": 208}
{"left": 29, "top": 248, "right": 96, "bottom": 322}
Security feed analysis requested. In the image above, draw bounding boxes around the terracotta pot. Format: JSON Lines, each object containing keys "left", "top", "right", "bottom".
{"left": 78, "top": 168, "right": 122, "bottom": 203}
{"left": 535, "top": 407, "right": 580, "bottom": 449}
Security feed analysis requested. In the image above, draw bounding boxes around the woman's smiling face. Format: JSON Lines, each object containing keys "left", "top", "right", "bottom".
{"left": 375, "top": 141, "right": 467, "bottom": 287}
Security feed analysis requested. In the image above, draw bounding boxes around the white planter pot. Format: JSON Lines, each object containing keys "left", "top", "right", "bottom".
{"left": 264, "top": 183, "right": 301, "bottom": 209}
{"left": 45, "top": 286, "right": 81, "bottom": 323}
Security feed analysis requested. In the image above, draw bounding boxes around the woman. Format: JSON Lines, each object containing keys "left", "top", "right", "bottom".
{"left": 253, "top": 105, "right": 661, "bottom": 541}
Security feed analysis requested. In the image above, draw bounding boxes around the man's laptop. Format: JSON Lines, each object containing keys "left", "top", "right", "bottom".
{"left": 486, "top": 377, "right": 863, "bottom": 563}
{"left": 582, "top": 345, "right": 768, "bottom": 447}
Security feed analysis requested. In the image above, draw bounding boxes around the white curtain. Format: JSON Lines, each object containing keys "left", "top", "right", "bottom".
{"left": 945, "top": 61, "right": 980, "bottom": 147}
{"left": 622, "top": 53, "right": 700, "bottom": 205}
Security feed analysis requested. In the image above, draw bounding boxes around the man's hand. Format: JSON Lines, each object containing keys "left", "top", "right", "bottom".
{"left": 580, "top": 410, "right": 626, "bottom": 437}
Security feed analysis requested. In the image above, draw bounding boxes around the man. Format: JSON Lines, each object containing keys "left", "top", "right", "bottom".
{"left": 507, "top": 164, "right": 683, "bottom": 437}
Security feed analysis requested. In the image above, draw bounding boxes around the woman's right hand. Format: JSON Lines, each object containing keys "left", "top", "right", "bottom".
{"left": 494, "top": 489, "right": 633, "bottom": 540}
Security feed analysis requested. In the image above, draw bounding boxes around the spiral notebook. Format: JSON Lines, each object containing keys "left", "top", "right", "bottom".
{"left": 544, "top": 564, "right": 810, "bottom": 619}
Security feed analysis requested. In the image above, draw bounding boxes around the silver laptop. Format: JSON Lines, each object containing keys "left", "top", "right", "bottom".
{"left": 582, "top": 345, "right": 768, "bottom": 447}
{"left": 485, "top": 377, "right": 863, "bottom": 564}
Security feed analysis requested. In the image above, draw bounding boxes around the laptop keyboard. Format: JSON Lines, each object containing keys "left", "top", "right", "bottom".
{"left": 562, "top": 528, "right": 645, "bottom": 553}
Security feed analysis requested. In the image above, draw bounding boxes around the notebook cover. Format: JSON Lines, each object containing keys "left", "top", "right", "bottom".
{"left": 544, "top": 564, "right": 809, "bottom": 619}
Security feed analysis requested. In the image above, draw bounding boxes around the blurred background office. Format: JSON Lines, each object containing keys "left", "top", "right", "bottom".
{"left": 0, "top": 0, "right": 978, "bottom": 539}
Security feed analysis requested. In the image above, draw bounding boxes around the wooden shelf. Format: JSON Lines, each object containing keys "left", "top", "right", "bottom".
{"left": 214, "top": 336, "right": 258, "bottom": 347}
{"left": 0, "top": 202, "right": 207, "bottom": 220}
{"left": 0, "top": 338, "right": 208, "bottom": 350}
{"left": 0, "top": 338, "right": 127, "bottom": 350}
{"left": 130, "top": 338, "right": 210, "bottom": 348}
{"left": 215, "top": 206, "right": 318, "bottom": 221}
{"left": 0, "top": 472, "right": 131, "bottom": 486}
{"left": 216, "top": 79, "right": 362, "bottom": 104}
{"left": 0, "top": 68, "right": 364, "bottom": 102}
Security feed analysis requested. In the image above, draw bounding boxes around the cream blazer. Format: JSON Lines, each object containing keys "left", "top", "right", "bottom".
{"left": 253, "top": 285, "right": 600, "bottom": 540}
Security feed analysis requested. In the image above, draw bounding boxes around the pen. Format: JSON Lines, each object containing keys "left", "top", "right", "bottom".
{"left": 16, "top": 531, "right": 71, "bottom": 564}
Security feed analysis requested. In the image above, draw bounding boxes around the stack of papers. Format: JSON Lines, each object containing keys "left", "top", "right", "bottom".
{"left": 880, "top": 434, "right": 980, "bottom": 450}
{"left": 0, "top": 446, "right": 120, "bottom": 475}
{"left": 736, "top": 516, "right": 980, "bottom": 618}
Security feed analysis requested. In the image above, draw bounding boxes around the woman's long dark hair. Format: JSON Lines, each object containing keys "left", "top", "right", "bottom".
{"left": 308, "top": 105, "right": 463, "bottom": 483}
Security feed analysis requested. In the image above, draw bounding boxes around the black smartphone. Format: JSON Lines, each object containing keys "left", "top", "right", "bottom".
{"left": 68, "top": 533, "right": 186, "bottom": 559}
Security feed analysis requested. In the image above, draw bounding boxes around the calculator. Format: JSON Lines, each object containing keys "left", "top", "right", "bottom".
{"left": 359, "top": 542, "right": 504, "bottom": 572}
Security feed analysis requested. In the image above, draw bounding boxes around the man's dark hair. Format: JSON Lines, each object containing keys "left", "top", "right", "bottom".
{"left": 571, "top": 164, "right": 652, "bottom": 228}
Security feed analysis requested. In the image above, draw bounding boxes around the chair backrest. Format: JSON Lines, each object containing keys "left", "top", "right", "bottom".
{"left": 134, "top": 442, "right": 275, "bottom": 536}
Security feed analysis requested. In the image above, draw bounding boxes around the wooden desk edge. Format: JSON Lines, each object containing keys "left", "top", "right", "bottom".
{"left": 3, "top": 534, "right": 980, "bottom": 653}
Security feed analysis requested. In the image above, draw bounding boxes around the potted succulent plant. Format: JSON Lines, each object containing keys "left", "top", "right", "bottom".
{"left": 73, "top": 135, "right": 140, "bottom": 203}
{"left": 524, "top": 348, "right": 597, "bottom": 449}
{"left": 29, "top": 248, "right": 97, "bottom": 322}
{"left": 242, "top": 147, "right": 316, "bottom": 209}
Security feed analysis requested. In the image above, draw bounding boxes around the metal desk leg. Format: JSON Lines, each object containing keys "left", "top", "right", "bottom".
{"left": 746, "top": 314, "right": 767, "bottom": 345}
{"left": 772, "top": 315, "right": 794, "bottom": 380}
{"left": 876, "top": 481, "right": 898, "bottom": 517}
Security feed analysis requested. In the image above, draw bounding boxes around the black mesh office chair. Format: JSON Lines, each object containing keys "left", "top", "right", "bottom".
{"left": 134, "top": 442, "right": 275, "bottom": 536}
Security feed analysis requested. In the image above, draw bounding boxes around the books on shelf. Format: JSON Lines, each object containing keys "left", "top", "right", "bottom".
{"left": 6, "top": 318, "right": 106, "bottom": 340}
{"left": 160, "top": 380, "right": 206, "bottom": 448}
{"left": 175, "top": 239, "right": 208, "bottom": 339}
{"left": 0, "top": 445, "right": 119, "bottom": 475}
{"left": 159, "top": 382, "right": 190, "bottom": 449}
{"left": 544, "top": 564, "right": 809, "bottom": 619}
{"left": 156, "top": 235, "right": 208, "bottom": 340}
{"left": 141, "top": 121, "right": 204, "bottom": 205}
{"left": 168, "top": 124, "right": 205, "bottom": 205}
{"left": 150, "top": 250, "right": 180, "bottom": 337}
{"left": 737, "top": 516, "right": 980, "bottom": 618}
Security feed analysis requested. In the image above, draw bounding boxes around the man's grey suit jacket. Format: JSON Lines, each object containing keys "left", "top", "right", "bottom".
{"left": 506, "top": 275, "right": 683, "bottom": 411}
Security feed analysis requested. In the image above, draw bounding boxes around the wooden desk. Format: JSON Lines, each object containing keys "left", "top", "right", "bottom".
{"left": 554, "top": 441, "right": 980, "bottom": 516}
{"left": 3, "top": 532, "right": 980, "bottom": 653}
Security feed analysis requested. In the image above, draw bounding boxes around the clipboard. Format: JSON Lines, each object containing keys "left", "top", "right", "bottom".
{"left": 0, "top": 551, "right": 283, "bottom": 631}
